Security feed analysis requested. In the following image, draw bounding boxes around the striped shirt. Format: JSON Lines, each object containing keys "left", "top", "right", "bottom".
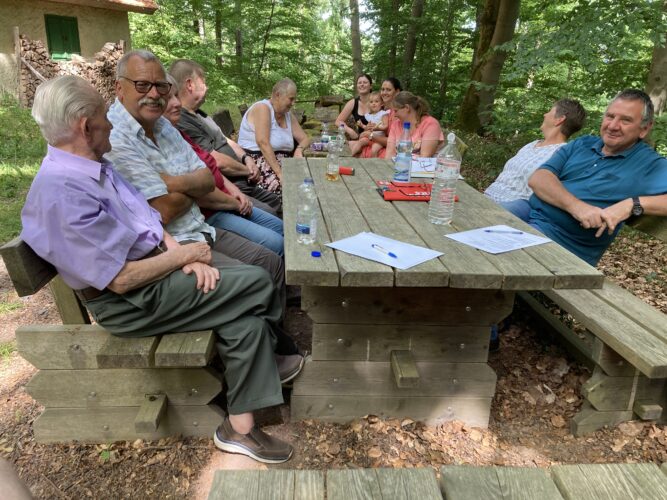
{"left": 107, "top": 99, "right": 215, "bottom": 243}
{"left": 484, "top": 140, "right": 564, "bottom": 203}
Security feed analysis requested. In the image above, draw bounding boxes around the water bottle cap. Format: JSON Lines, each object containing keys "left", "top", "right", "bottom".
{"left": 311, "top": 251, "right": 321, "bottom": 258}
{"left": 447, "top": 132, "right": 456, "bottom": 143}
{"left": 403, "top": 122, "right": 410, "bottom": 130}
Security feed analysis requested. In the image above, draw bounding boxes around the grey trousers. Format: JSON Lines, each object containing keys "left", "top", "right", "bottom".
{"left": 83, "top": 265, "right": 283, "bottom": 414}
{"left": 184, "top": 228, "right": 286, "bottom": 312}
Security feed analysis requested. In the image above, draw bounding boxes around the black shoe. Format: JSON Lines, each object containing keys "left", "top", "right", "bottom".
{"left": 275, "top": 353, "right": 305, "bottom": 384}
{"left": 213, "top": 418, "right": 293, "bottom": 463}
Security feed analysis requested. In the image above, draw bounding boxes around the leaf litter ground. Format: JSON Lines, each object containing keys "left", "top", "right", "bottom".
{"left": 0, "top": 229, "right": 665, "bottom": 498}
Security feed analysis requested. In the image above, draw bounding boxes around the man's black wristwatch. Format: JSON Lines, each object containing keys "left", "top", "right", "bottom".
{"left": 631, "top": 197, "right": 644, "bottom": 217}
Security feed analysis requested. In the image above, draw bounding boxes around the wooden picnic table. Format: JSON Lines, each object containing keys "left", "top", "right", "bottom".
{"left": 283, "top": 157, "right": 604, "bottom": 427}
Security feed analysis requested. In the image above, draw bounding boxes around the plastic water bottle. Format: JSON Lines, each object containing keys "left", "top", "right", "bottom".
{"left": 321, "top": 123, "right": 330, "bottom": 147}
{"left": 326, "top": 133, "right": 340, "bottom": 181}
{"left": 428, "top": 132, "right": 461, "bottom": 225}
{"left": 296, "top": 178, "right": 318, "bottom": 244}
{"left": 393, "top": 122, "right": 412, "bottom": 182}
{"left": 336, "top": 123, "right": 346, "bottom": 150}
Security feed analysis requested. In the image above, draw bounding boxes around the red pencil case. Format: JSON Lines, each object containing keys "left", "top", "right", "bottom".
{"left": 376, "top": 180, "right": 432, "bottom": 201}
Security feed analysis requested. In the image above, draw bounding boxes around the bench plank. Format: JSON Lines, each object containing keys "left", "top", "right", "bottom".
{"left": 570, "top": 401, "right": 633, "bottom": 436}
{"left": 0, "top": 237, "right": 56, "bottom": 296}
{"left": 551, "top": 463, "right": 667, "bottom": 500}
{"left": 545, "top": 285, "right": 667, "bottom": 378}
{"left": 154, "top": 330, "right": 215, "bottom": 367}
{"left": 327, "top": 469, "right": 381, "bottom": 500}
{"left": 258, "top": 470, "right": 294, "bottom": 500}
{"left": 96, "top": 335, "right": 158, "bottom": 368}
{"left": 33, "top": 404, "right": 224, "bottom": 443}
{"left": 375, "top": 468, "right": 441, "bottom": 500}
{"left": 294, "top": 470, "right": 325, "bottom": 500}
{"left": 27, "top": 367, "right": 222, "bottom": 407}
{"left": 496, "top": 467, "right": 563, "bottom": 499}
{"left": 16, "top": 325, "right": 112, "bottom": 369}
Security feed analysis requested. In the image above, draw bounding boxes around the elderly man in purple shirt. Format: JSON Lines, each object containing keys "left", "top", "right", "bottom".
{"left": 21, "top": 75, "right": 294, "bottom": 464}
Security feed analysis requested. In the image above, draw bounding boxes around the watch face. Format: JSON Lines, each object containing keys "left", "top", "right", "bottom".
{"left": 632, "top": 199, "right": 643, "bottom": 216}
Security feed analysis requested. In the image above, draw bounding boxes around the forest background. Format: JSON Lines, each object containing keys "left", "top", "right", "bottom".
{"left": 129, "top": 0, "right": 667, "bottom": 148}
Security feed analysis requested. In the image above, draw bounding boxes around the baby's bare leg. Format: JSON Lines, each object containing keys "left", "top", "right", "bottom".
{"left": 370, "top": 142, "right": 383, "bottom": 157}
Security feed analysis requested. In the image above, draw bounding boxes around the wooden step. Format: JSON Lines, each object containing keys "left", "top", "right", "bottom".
{"left": 327, "top": 468, "right": 441, "bottom": 500}
{"left": 208, "top": 470, "right": 325, "bottom": 500}
{"left": 440, "top": 465, "right": 563, "bottom": 499}
{"left": 551, "top": 463, "right": 667, "bottom": 499}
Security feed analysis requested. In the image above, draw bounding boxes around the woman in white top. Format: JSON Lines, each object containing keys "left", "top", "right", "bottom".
{"left": 238, "top": 78, "right": 310, "bottom": 196}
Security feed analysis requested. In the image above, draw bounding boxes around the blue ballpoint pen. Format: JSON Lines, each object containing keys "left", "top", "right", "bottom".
{"left": 371, "top": 243, "right": 398, "bottom": 258}
{"left": 484, "top": 229, "right": 523, "bottom": 235}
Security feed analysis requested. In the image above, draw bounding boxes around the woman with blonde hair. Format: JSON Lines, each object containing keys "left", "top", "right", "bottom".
{"left": 385, "top": 91, "right": 444, "bottom": 158}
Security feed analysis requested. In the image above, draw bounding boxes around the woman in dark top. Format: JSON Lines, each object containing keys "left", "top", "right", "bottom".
{"left": 335, "top": 73, "right": 373, "bottom": 139}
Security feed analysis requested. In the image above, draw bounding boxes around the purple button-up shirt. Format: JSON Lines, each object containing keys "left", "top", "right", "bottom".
{"left": 21, "top": 145, "right": 163, "bottom": 290}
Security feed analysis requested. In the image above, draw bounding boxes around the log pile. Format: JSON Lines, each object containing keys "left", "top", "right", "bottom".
{"left": 19, "top": 35, "right": 123, "bottom": 107}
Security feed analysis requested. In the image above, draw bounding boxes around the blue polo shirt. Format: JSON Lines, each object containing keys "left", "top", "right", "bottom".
{"left": 528, "top": 135, "right": 667, "bottom": 266}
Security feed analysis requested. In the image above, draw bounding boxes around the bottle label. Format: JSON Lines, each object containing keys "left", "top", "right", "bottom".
{"left": 296, "top": 223, "right": 310, "bottom": 235}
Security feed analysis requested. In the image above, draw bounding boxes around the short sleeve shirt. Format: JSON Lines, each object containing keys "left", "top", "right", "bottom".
{"left": 106, "top": 99, "right": 215, "bottom": 243}
{"left": 529, "top": 135, "right": 667, "bottom": 265}
{"left": 21, "top": 146, "right": 163, "bottom": 290}
{"left": 388, "top": 115, "right": 445, "bottom": 156}
{"left": 484, "top": 140, "right": 564, "bottom": 203}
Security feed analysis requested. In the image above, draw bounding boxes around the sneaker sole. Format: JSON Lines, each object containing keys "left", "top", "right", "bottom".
{"left": 280, "top": 355, "right": 306, "bottom": 385}
{"left": 213, "top": 432, "right": 293, "bottom": 464}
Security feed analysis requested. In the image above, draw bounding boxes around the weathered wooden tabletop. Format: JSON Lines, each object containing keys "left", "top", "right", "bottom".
{"left": 283, "top": 157, "right": 604, "bottom": 291}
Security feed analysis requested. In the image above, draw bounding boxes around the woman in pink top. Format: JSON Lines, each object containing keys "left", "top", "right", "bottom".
{"left": 385, "top": 91, "right": 445, "bottom": 158}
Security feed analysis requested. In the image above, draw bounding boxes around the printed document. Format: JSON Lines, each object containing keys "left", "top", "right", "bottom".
{"left": 326, "top": 232, "right": 443, "bottom": 269}
{"left": 445, "top": 224, "right": 551, "bottom": 254}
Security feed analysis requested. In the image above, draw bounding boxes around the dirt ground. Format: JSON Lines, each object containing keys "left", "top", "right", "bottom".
{"left": 0, "top": 230, "right": 666, "bottom": 499}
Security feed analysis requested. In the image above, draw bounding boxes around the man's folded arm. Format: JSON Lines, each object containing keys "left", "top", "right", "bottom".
{"left": 209, "top": 150, "right": 250, "bottom": 176}
{"left": 161, "top": 168, "right": 214, "bottom": 198}
{"left": 149, "top": 193, "right": 193, "bottom": 224}
{"left": 196, "top": 187, "right": 241, "bottom": 212}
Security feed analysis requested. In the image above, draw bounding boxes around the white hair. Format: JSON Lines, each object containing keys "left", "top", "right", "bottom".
{"left": 272, "top": 78, "right": 296, "bottom": 96}
{"left": 31, "top": 75, "right": 103, "bottom": 146}
{"left": 117, "top": 49, "right": 166, "bottom": 79}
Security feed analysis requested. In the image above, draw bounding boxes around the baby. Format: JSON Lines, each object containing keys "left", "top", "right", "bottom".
{"left": 349, "top": 92, "right": 390, "bottom": 157}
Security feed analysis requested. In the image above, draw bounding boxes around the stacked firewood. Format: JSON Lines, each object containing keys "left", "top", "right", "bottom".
{"left": 19, "top": 36, "right": 123, "bottom": 106}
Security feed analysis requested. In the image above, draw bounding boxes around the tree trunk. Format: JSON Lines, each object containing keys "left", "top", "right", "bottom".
{"left": 214, "top": 5, "right": 223, "bottom": 69}
{"left": 349, "top": 0, "right": 363, "bottom": 78}
{"left": 257, "top": 0, "right": 277, "bottom": 78}
{"left": 234, "top": 0, "right": 243, "bottom": 73}
{"left": 457, "top": 0, "right": 520, "bottom": 134}
{"left": 402, "top": 0, "right": 425, "bottom": 88}
{"left": 388, "top": 0, "right": 401, "bottom": 76}
{"left": 436, "top": 0, "right": 461, "bottom": 119}
{"left": 646, "top": 0, "right": 667, "bottom": 116}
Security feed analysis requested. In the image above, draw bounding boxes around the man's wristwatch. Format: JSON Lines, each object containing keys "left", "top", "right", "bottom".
{"left": 241, "top": 154, "right": 248, "bottom": 165}
{"left": 631, "top": 196, "right": 644, "bottom": 217}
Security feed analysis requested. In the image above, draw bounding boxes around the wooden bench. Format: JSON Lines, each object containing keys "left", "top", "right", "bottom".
{"left": 205, "top": 463, "right": 667, "bottom": 499}
{"left": 520, "top": 215, "right": 667, "bottom": 435}
{"left": 0, "top": 238, "right": 224, "bottom": 443}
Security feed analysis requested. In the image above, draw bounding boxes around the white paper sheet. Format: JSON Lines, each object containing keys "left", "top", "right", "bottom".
{"left": 410, "top": 157, "right": 437, "bottom": 178}
{"left": 326, "top": 232, "right": 443, "bottom": 269}
{"left": 445, "top": 224, "right": 551, "bottom": 254}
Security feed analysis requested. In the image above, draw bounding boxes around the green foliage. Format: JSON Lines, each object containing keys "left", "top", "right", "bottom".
{"left": 0, "top": 94, "right": 42, "bottom": 244}
{"left": 0, "top": 340, "right": 16, "bottom": 361}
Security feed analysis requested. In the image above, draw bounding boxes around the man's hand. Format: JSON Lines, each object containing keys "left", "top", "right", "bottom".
{"left": 596, "top": 198, "right": 633, "bottom": 237}
{"left": 178, "top": 241, "right": 212, "bottom": 265}
{"left": 160, "top": 172, "right": 179, "bottom": 193}
{"left": 245, "top": 157, "right": 261, "bottom": 184}
{"left": 570, "top": 201, "right": 605, "bottom": 229}
{"left": 182, "top": 262, "right": 220, "bottom": 293}
{"left": 236, "top": 193, "right": 253, "bottom": 216}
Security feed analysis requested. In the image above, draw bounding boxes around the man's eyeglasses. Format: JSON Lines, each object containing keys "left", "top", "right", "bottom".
{"left": 119, "top": 76, "right": 172, "bottom": 96}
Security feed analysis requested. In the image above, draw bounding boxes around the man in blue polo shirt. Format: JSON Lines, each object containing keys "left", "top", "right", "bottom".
{"left": 527, "top": 89, "right": 667, "bottom": 266}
